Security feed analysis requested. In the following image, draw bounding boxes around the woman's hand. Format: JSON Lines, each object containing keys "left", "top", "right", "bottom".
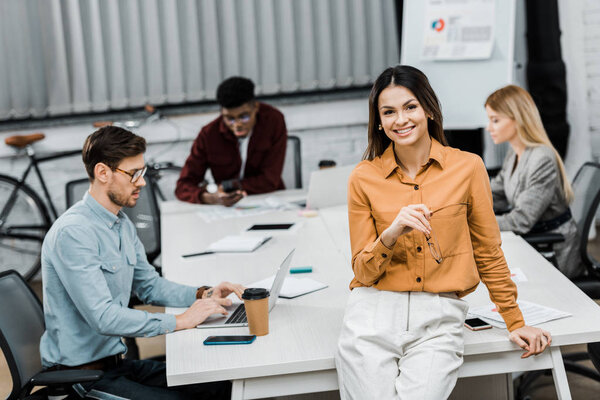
{"left": 381, "top": 204, "right": 432, "bottom": 248}
{"left": 509, "top": 326, "right": 552, "bottom": 358}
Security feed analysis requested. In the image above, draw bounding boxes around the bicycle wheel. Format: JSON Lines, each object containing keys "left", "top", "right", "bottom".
{"left": 0, "top": 175, "right": 51, "bottom": 281}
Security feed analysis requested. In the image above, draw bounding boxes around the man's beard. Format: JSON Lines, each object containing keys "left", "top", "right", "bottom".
{"left": 108, "top": 189, "right": 137, "bottom": 208}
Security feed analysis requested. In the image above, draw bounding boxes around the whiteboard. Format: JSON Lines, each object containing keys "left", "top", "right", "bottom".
{"left": 400, "top": 0, "right": 517, "bottom": 129}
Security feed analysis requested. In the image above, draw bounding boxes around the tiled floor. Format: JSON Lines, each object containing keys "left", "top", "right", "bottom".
{"left": 2, "top": 235, "right": 600, "bottom": 399}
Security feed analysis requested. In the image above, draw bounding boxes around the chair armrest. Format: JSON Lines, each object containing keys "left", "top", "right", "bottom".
{"left": 520, "top": 232, "right": 565, "bottom": 245}
{"left": 31, "top": 369, "right": 103, "bottom": 386}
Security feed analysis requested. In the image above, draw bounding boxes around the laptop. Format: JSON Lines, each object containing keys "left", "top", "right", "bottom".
{"left": 196, "top": 249, "right": 295, "bottom": 328}
{"left": 306, "top": 164, "right": 354, "bottom": 209}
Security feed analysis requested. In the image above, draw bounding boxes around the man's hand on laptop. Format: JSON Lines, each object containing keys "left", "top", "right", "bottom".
{"left": 175, "top": 298, "right": 233, "bottom": 330}
{"left": 204, "top": 281, "right": 245, "bottom": 300}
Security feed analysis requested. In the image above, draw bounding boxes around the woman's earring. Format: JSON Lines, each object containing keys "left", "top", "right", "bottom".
{"left": 429, "top": 116, "right": 434, "bottom": 120}
{"left": 378, "top": 124, "right": 383, "bottom": 131}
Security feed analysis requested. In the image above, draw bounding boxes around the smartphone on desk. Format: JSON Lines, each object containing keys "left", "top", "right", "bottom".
{"left": 464, "top": 318, "right": 492, "bottom": 331}
{"left": 203, "top": 335, "right": 257, "bottom": 345}
{"left": 247, "top": 223, "right": 294, "bottom": 231}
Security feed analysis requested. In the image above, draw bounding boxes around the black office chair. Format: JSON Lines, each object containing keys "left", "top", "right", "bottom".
{"left": 0, "top": 270, "right": 102, "bottom": 399}
{"left": 282, "top": 135, "right": 302, "bottom": 189}
{"left": 516, "top": 162, "right": 600, "bottom": 398}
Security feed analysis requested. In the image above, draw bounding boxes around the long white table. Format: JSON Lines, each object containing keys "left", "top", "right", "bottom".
{"left": 161, "top": 197, "right": 600, "bottom": 400}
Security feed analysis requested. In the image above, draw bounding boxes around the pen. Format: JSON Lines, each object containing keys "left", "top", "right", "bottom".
{"left": 290, "top": 266, "right": 313, "bottom": 274}
{"left": 182, "top": 251, "right": 214, "bottom": 258}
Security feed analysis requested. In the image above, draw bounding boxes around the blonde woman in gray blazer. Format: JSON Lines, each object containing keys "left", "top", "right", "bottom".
{"left": 485, "top": 85, "right": 583, "bottom": 278}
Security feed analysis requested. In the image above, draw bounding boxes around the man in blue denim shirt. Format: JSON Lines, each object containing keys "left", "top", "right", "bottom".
{"left": 40, "top": 126, "right": 243, "bottom": 399}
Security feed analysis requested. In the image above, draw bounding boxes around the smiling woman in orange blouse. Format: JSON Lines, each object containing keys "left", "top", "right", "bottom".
{"left": 335, "top": 65, "right": 551, "bottom": 399}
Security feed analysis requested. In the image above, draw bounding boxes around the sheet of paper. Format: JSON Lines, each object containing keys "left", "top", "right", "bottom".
{"left": 195, "top": 197, "right": 299, "bottom": 223}
{"left": 249, "top": 275, "right": 328, "bottom": 299}
{"left": 509, "top": 267, "right": 528, "bottom": 282}
{"left": 467, "top": 300, "right": 571, "bottom": 329}
{"left": 422, "top": 0, "right": 495, "bottom": 60}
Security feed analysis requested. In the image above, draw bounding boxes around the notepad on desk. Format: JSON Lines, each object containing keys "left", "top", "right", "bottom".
{"left": 208, "top": 235, "right": 272, "bottom": 253}
{"left": 249, "top": 275, "right": 328, "bottom": 299}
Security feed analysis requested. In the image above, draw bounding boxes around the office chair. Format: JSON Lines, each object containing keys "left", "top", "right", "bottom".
{"left": 65, "top": 177, "right": 163, "bottom": 361}
{"left": 0, "top": 270, "right": 102, "bottom": 399}
{"left": 516, "top": 162, "right": 600, "bottom": 398}
{"left": 282, "top": 135, "right": 302, "bottom": 189}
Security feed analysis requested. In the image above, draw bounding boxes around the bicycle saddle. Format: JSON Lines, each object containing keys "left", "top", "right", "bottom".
{"left": 5, "top": 133, "right": 45, "bottom": 148}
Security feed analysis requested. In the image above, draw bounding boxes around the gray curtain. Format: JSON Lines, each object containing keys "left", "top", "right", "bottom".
{"left": 0, "top": 0, "right": 399, "bottom": 120}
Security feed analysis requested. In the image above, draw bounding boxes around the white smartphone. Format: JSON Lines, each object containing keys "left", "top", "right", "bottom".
{"left": 464, "top": 317, "right": 492, "bottom": 331}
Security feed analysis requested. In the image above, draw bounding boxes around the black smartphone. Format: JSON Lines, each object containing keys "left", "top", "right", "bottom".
{"left": 247, "top": 223, "right": 294, "bottom": 231}
{"left": 221, "top": 179, "right": 242, "bottom": 193}
{"left": 464, "top": 317, "right": 493, "bottom": 331}
{"left": 203, "top": 335, "right": 257, "bottom": 345}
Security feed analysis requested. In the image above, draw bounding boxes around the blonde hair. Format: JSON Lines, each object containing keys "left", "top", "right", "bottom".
{"left": 485, "top": 85, "right": 573, "bottom": 203}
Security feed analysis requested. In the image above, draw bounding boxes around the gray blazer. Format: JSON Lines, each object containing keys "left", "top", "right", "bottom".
{"left": 490, "top": 145, "right": 582, "bottom": 278}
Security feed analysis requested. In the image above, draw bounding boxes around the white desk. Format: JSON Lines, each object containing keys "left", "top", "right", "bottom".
{"left": 162, "top": 199, "right": 600, "bottom": 400}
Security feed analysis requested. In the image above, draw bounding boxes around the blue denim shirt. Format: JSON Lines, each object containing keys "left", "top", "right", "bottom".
{"left": 40, "top": 192, "right": 197, "bottom": 367}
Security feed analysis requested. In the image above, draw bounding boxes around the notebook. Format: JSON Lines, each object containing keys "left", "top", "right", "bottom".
{"left": 196, "top": 249, "right": 295, "bottom": 328}
{"left": 208, "top": 235, "right": 271, "bottom": 252}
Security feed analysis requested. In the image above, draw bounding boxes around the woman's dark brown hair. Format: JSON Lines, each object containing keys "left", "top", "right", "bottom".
{"left": 82, "top": 125, "right": 147, "bottom": 181}
{"left": 363, "top": 65, "right": 447, "bottom": 160}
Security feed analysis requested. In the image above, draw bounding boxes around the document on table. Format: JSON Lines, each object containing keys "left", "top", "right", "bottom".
{"left": 467, "top": 300, "right": 571, "bottom": 329}
{"left": 249, "top": 275, "right": 328, "bottom": 299}
{"left": 195, "top": 197, "right": 300, "bottom": 223}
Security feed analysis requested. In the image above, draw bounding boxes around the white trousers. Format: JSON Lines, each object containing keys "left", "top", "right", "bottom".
{"left": 336, "top": 288, "right": 469, "bottom": 400}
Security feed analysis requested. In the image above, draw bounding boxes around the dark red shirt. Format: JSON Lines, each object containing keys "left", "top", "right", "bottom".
{"left": 175, "top": 103, "right": 287, "bottom": 203}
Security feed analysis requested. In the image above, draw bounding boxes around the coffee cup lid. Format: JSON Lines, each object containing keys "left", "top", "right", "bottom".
{"left": 242, "top": 288, "right": 270, "bottom": 300}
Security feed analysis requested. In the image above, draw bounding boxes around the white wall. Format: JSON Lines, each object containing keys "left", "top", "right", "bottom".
{"left": 0, "top": 99, "right": 369, "bottom": 216}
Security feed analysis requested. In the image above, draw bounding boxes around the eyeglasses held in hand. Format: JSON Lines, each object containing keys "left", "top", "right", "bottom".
{"left": 114, "top": 166, "right": 147, "bottom": 183}
{"left": 425, "top": 202, "right": 469, "bottom": 264}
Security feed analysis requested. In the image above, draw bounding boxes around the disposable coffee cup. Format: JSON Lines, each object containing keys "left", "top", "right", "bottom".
{"left": 242, "top": 288, "right": 270, "bottom": 336}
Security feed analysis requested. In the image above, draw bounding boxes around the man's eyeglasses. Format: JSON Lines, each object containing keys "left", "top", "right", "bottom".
{"left": 224, "top": 113, "right": 251, "bottom": 125}
{"left": 425, "top": 202, "right": 470, "bottom": 264}
{"left": 114, "top": 166, "right": 147, "bottom": 183}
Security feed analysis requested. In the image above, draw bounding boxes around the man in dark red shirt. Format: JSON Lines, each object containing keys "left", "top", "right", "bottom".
{"left": 176, "top": 77, "right": 287, "bottom": 206}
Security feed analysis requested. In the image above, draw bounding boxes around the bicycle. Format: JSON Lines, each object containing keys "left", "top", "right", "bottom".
{"left": 0, "top": 106, "right": 183, "bottom": 281}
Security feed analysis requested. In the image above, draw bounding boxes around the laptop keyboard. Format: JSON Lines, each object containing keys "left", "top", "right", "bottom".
{"left": 225, "top": 305, "right": 247, "bottom": 324}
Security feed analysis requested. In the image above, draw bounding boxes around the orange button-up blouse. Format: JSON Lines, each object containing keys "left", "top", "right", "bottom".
{"left": 348, "top": 139, "right": 525, "bottom": 331}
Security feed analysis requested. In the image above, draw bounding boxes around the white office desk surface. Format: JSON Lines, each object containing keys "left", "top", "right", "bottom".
{"left": 163, "top": 200, "right": 600, "bottom": 399}
{"left": 162, "top": 199, "right": 353, "bottom": 388}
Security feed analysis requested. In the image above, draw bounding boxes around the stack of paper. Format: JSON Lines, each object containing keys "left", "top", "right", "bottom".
{"left": 208, "top": 235, "right": 271, "bottom": 253}
{"left": 249, "top": 275, "right": 328, "bottom": 299}
{"left": 468, "top": 300, "right": 571, "bottom": 329}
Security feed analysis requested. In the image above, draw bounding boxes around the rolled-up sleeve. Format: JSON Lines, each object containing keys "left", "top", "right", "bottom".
{"left": 54, "top": 226, "right": 177, "bottom": 337}
{"left": 468, "top": 157, "right": 524, "bottom": 331}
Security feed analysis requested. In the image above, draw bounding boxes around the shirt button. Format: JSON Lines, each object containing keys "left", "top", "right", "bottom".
{"left": 416, "top": 246, "right": 422, "bottom": 252}
{"left": 381, "top": 253, "right": 388, "bottom": 258}
{"left": 416, "top": 277, "right": 422, "bottom": 283}
{"left": 414, "top": 185, "right": 419, "bottom": 190}
{"left": 112, "top": 266, "right": 116, "bottom": 270}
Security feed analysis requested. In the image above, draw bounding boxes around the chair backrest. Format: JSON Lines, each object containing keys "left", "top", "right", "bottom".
{"left": 281, "top": 136, "right": 302, "bottom": 189}
{"left": 122, "top": 178, "right": 161, "bottom": 263}
{"left": 65, "top": 178, "right": 90, "bottom": 209}
{"left": 64, "top": 177, "right": 161, "bottom": 264}
{"left": 150, "top": 165, "right": 182, "bottom": 202}
{"left": 0, "top": 270, "right": 45, "bottom": 399}
{"left": 571, "top": 162, "right": 600, "bottom": 272}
